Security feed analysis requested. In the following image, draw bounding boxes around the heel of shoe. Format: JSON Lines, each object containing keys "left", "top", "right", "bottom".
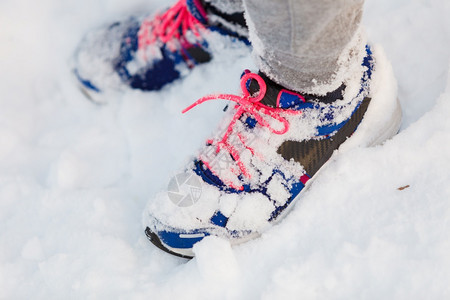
{"left": 369, "top": 97, "right": 402, "bottom": 146}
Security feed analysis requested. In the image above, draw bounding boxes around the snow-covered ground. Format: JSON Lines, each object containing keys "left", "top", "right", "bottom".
{"left": 1, "top": 0, "right": 450, "bottom": 298}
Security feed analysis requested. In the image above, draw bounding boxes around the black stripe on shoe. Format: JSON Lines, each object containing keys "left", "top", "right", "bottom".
{"left": 277, "top": 96, "right": 371, "bottom": 177}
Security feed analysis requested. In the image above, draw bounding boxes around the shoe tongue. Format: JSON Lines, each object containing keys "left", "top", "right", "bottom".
{"left": 248, "top": 76, "right": 279, "bottom": 108}
{"left": 186, "top": 0, "right": 208, "bottom": 24}
{"left": 248, "top": 72, "right": 346, "bottom": 108}
{"left": 248, "top": 72, "right": 305, "bottom": 109}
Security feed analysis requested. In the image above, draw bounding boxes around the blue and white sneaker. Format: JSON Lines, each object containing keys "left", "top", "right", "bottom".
{"left": 73, "top": 0, "right": 249, "bottom": 103}
{"left": 143, "top": 45, "right": 402, "bottom": 258}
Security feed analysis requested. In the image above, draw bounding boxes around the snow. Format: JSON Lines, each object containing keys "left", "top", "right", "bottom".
{"left": 1, "top": 0, "right": 450, "bottom": 299}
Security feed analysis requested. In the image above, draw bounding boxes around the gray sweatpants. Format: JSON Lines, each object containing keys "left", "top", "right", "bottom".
{"left": 209, "top": 0, "right": 366, "bottom": 94}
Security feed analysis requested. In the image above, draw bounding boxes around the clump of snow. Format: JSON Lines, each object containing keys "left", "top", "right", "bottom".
{"left": 219, "top": 193, "right": 239, "bottom": 217}
{"left": 193, "top": 236, "right": 238, "bottom": 282}
{"left": 266, "top": 173, "right": 290, "bottom": 206}
{"left": 226, "top": 193, "right": 273, "bottom": 232}
{"left": 1, "top": 0, "right": 450, "bottom": 299}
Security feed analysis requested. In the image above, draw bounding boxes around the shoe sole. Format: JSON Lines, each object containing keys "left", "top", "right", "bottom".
{"left": 72, "top": 69, "right": 107, "bottom": 105}
{"left": 145, "top": 227, "right": 196, "bottom": 259}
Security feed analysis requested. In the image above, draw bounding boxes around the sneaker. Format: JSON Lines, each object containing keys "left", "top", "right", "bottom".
{"left": 73, "top": 0, "right": 249, "bottom": 103}
{"left": 143, "top": 45, "right": 402, "bottom": 258}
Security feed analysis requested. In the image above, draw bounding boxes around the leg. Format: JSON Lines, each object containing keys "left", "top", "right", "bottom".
{"left": 243, "top": 0, "right": 365, "bottom": 94}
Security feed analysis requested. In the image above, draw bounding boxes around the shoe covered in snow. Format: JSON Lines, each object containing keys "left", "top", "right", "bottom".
{"left": 143, "top": 45, "right": 402, "bottom": 258}
{"left": 73, "top": 0, "right": 248, "bottom": 103}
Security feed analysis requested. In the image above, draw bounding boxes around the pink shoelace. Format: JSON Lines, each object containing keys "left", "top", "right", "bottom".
{"left": 183, "top": 72, "right": 302, "bottom": 185}
{"left": 137, "top": 0, "right": 206, "bottom": 53}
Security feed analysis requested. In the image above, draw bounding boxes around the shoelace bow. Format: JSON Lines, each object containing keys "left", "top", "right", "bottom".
{"left": 183, "top": 72, "right": 302, "bottom": 185}
{"left": 138, "top": 0, "right": 206, "bottom": 53}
